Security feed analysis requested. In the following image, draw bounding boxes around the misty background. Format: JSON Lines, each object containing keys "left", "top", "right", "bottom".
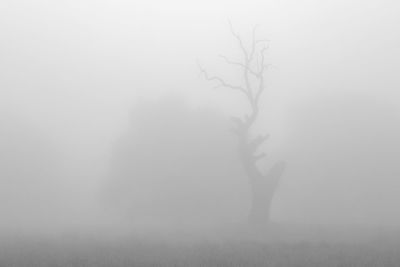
{"left": 1, "top": 0, "right": 400, "bottom": 233}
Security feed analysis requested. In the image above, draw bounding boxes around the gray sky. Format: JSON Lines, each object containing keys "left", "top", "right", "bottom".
{"left": 1, "top": 0, "right": 400, "bottom": 228}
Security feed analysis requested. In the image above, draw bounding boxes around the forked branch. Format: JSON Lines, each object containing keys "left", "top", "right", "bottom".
{"left": 198, "top": 63, "right": 249, "bottom": 97}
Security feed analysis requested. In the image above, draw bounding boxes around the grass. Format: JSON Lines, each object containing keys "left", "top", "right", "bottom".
{"left": 0, "top": 228, "right": 399, "bottom": 267}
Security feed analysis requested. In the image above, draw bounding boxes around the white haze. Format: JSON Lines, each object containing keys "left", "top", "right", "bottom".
{"left": 0, "top": 0, "right": 400, "bottom": 234}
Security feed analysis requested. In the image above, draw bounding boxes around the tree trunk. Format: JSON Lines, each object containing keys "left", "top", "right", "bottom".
{"left": 249, "top": 176, "right": 274, "bottom": 225}
{"left": 244, "top": 159, "right": 286, "bottom": 226}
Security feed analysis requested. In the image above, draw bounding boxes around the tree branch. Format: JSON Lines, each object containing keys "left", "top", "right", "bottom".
{"left": 248, "top": 134, "right": 269, "bottom": 150}
{"left": 229, "top": 21, "right": 249, "bottom": 62}
{"left": 248, "top": 25, "right": 258, "bottom": 62}
{"left": 254, "top": 45, "right": 268, "bottom": 104}
{"left": 219, "top": 55, "right": 260, "bottom": 77}
{"left": 198, "top": 63, "right": 248, "bottom": 96}
{"left": 253, "top": 152, "right": 266, "bottom": 162}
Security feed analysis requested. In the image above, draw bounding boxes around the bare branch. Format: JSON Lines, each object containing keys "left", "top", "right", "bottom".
{"left": 200, "top": 24, "right": 270, "bottom": 134}
{"left": 248, "top": 25, "right": 258, "bottom": 62}
{"left": 198, "top": 62, "right": 248, "bottom": 95}
{"left": 219, "top": 55, "right": 245, "bottom": 68}
{"left": 253, "top": 152, "right": 266, "bottom": 162}
{"left": 258, "top": 46, "right": 267, "bottom": 73}
{"left": 248, "top": 134, "right": 269, "bottom": 150}
{"left": 231, "top": 116, "right": 246, "bottom": 127}
{"left": 229, "top": 21, "right": 249, "bottom": 62}
{"left": 219, "top": 55, "right": 259, "bottom": 77}
{"left": 254, "top": 45, "right": 268, "bottom": 103}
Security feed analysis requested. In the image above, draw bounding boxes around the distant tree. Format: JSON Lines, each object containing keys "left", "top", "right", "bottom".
{"left": 107, "top": 95, "right": 248, "bottom": 224}
{"left": 199, "top": 24, "right": 286, "bottom": 226}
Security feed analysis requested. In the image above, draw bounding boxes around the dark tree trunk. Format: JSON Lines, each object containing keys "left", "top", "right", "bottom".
{"left": 247, "top": 161, "right": 286, "bottom": 225}
{"left": 233, "top": 115, "right": 286, "bottom": 226}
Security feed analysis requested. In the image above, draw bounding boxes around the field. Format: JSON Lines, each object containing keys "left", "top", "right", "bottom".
{"left": 1, "top": 225, "right": 399, "bottom": 267}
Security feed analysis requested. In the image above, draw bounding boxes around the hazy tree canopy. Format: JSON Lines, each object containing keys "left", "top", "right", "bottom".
{"left": 107, "top": 95, "right": 250, "bottom": 225}
{"left": 0, "top": 113, "right": 62, "bottom": 224}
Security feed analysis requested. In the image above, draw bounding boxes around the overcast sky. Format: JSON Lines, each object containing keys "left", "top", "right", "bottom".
{"left": 1, "top": 0, "right": 400, "bottom": 228}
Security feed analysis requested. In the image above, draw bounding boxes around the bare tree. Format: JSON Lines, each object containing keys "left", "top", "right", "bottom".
{"left": 199, "top": 24, "right": 286, "bottom": 226}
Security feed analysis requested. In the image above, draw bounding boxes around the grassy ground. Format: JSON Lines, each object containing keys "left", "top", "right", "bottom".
{"left": 0, "top": 227, "right": 399, "bottom": 267}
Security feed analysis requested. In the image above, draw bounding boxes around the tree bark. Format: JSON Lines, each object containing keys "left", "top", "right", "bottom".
{"left": 235, "top": 114, "right": 286, "bottom": 226}
{"left": 246, "top": 161, "right": 286, "bottom": 225}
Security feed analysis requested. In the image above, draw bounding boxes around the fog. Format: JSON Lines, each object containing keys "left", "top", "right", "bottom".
{"left": 1, "top": 0, "right": 400, "bottom": 238}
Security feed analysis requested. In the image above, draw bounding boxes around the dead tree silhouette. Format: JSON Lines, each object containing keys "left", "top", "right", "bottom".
{"left": 199, "top": 24, "right": 286, "bottom": 226}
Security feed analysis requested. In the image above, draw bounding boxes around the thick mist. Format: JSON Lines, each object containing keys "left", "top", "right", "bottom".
{"left": 1, "top": 0, "right": 400, "bottom": 237}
